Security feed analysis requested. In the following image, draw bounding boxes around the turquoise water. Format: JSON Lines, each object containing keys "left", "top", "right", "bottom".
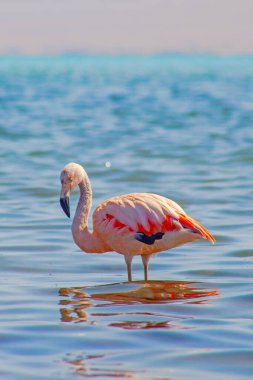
{"left": 1, "top": 54, "right": 253, "bottom": 380}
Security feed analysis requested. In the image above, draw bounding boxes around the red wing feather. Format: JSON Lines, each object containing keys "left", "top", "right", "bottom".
{"left": 178, "top": 213, "right": 215, "bottom": 243}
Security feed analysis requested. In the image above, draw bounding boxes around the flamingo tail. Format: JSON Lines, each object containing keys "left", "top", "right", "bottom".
{"left": 179, "top": 214, "right": 215, "bottom": 243}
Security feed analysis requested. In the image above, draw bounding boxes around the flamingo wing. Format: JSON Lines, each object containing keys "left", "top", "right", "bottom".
{"left": 93, "top": 193, "right": 215, "bottom": 247}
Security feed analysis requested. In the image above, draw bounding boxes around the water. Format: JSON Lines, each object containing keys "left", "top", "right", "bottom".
{"left": 0, "top": 54, "right": 253, "bottom": 380}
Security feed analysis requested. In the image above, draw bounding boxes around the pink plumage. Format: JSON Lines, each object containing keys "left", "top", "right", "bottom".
{"left": 60, "top": 163, "right": 215, "bottom": 282}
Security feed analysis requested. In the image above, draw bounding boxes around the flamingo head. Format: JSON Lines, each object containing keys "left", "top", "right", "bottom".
{"left": 60, "top": 162, "right": 85, "bottom": 218}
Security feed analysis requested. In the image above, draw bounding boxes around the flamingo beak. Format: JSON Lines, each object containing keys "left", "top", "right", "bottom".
{"left": 60, "top": 187, "right": 70, "bottom": 218}
{"left": 60, "top": 196, "right": 70, "bottom": 218}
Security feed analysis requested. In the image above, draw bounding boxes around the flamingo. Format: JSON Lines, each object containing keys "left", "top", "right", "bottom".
{"left": 60, "top": 162, "right": 215, "bottom": 282}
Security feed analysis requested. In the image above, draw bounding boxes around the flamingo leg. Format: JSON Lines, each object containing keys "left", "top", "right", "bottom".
{"left": 141, "top": 254, "right": 151, "bottom": 282}
{"left": 124, "top": 255, "right": 133, "bottom": 282}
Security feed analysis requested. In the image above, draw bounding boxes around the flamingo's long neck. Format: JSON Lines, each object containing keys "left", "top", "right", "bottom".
{"left": 71, "top": 174, "right": 107, "bottom": 253}
{"left": 72, "top": 176, "right": 92, "bottom": 231}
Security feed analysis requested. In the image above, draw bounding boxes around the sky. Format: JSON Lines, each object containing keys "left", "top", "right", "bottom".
{"left": 0, "top": 0, "right": 253, "bottom": 54}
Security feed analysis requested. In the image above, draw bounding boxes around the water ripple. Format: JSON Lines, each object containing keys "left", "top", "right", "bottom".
{"left": 1, "top": 54, "right": 253, "bottom": 380}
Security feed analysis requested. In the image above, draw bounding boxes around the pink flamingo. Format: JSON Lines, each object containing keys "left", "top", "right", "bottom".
{"left": 60, "top": 163, "right": 215, "bottom": 282}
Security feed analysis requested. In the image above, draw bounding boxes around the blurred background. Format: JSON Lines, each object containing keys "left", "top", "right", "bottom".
{"left": 1, "top": 0, "right": 253, "bottom": 54}
{"left": 1, "top": 2, "right": 253, "bottom": 380}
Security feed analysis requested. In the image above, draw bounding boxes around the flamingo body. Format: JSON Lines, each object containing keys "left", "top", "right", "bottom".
{"left": 93, "top": 193, "right": 214, "bottom": 257}
{"left": 60, "top": 163, "right": 215, "bottom": 281}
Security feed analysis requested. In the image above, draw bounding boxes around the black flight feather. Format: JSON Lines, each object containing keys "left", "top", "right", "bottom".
{"left": 135, "top": 232, "right": 164, "bottom": 245}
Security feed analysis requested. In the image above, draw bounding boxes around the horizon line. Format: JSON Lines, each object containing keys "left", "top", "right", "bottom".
{"left": 1, "top": 50, "right": 253, "bottom": 58}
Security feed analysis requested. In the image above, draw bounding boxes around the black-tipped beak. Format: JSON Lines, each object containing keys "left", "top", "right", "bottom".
{"left": 60, "top": 196, "right": 70, "bottom": 218}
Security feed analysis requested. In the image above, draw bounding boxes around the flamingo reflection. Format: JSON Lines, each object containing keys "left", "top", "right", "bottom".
{"left": 59, "top": 280, "right": 218, "bottom": 327}
{"left": 63, "top": 352, "right": 136, "bottom": 379}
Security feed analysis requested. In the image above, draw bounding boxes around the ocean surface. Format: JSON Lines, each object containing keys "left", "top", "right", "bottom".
{"left": 0, "top": 54, "right": 253, "bottom": 380}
